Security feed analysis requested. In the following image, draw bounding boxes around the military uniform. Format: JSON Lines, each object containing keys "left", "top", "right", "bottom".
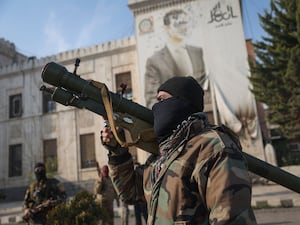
{"left": 102, "top": 77, "right": 257, "bottom": 225}
{"left": 108, "top": 115, "right": 257, "bottom": 225}
{"left": 23, "top": 178, "right": 66, "bottom": 225}
{"left": 94, "top": 171, "right": 119, "bottom": 225}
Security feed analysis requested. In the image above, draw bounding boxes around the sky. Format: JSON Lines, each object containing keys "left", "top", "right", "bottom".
{"left": 0, "top": 0, "right": 271, "bottom": 58}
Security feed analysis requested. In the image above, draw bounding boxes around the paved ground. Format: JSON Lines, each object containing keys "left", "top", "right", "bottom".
{"left": 2, "top": 208, "right": 300, "bottom": 225}
{"left": 1, "top": 183, "right": 300, "bottom": 224}
{"left": 255, "top": 207, "right": 300, "bottom": 225}
{"left": 251, "top": 183, "right": 300, "bottom": 208}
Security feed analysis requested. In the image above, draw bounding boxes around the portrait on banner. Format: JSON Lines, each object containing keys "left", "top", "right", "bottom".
{"left": 135, "top": 0, "right": 265, "bottom": 158}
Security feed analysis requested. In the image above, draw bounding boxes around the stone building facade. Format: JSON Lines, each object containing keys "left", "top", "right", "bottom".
{"left": 0, "top": 37, "right": 144, "bottom": 200}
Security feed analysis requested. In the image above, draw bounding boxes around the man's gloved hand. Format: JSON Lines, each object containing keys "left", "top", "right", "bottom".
{"left": 100, "top": 126, "right": 128, "bottom": 156}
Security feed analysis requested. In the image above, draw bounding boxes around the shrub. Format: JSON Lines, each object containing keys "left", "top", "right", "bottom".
{"left": 46, "top": 189, "right": 108, "bottom": 225}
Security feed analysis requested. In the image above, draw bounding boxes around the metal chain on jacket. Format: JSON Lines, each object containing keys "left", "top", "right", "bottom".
{"left": 151, "top": 112, "right": 208, "bottom": 184}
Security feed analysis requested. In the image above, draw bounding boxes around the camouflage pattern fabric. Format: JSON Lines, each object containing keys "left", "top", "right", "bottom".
{"left": 23, "top": 178, "right": 66, "bottom": 224}
{"left": 108, "top": 122, "right": 257, "bottom": 225}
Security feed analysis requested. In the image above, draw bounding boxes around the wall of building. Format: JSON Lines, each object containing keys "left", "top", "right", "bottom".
{"left": 0, "top": 37, "right": 140, "bottom": 200}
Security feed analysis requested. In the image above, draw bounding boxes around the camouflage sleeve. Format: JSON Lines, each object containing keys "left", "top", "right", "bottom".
{"left": 108, "top": 152, "right": 143, "bottom": 204}
{"left": 204, "top": 147, "right": 256, "bottom": 225}
{"left": 23, "top": 184, "right": 34, "bottom": 209}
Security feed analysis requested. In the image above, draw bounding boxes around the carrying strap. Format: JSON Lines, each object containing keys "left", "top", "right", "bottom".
{"left": 91, "top": 80, "right": 142, "bottom": 148}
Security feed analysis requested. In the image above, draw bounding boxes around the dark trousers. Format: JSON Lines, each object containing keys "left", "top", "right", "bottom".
{"left": 134, "top": 202, "right": 148, "bottom": 225}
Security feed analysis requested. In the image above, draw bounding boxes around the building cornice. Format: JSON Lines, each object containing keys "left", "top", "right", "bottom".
{"left": 128, "top": 0, "right": 196, "bottom": 16}
{"left": 0, "top": 36, "right": 136, "bottom": 76}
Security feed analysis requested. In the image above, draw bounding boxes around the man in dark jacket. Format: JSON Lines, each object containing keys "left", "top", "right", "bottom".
{"left": 101, "top": 76, "right": 257, "bottom": 225}
{"left": 144, "top": 9, "right": 207, "bottom": 108}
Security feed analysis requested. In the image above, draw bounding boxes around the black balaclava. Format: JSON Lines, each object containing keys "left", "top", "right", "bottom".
{"left": 34, "top": 162, "right": 46, "bottom": 182}
{"left": 152, "top": 76, "right": 204, "bottom": 143}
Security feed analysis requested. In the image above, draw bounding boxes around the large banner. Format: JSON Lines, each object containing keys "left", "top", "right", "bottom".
{"left": 134, "top": 0, "right": 264, "bottom": 158}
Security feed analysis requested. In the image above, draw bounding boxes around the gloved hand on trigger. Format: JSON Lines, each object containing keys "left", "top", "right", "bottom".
{"left": 100, "top": 126, "right": 128, "bottom": 156}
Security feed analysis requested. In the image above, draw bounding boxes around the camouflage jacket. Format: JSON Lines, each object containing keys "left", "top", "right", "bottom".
{"left": 23, "top": 178, "right": 66, "bottom": 210}
{"left": 108, "top": 121, "right": 257, "bottom": 225}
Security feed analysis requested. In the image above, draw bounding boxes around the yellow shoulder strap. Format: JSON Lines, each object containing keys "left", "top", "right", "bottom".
{"left": 91, "top": 80, "right": 139, "bottom": 148}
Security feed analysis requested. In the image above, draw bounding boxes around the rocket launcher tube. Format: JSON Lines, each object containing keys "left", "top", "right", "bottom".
{"left": 41, "top": 62, "right": 153, "bottom": 125}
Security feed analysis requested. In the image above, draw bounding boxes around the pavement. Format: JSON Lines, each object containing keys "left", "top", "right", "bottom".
{"left": 251, "top": 183, "right": 300, "bottom": 208}
{"left": 0, "top": 183, "right": 300, "bottom": 224}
